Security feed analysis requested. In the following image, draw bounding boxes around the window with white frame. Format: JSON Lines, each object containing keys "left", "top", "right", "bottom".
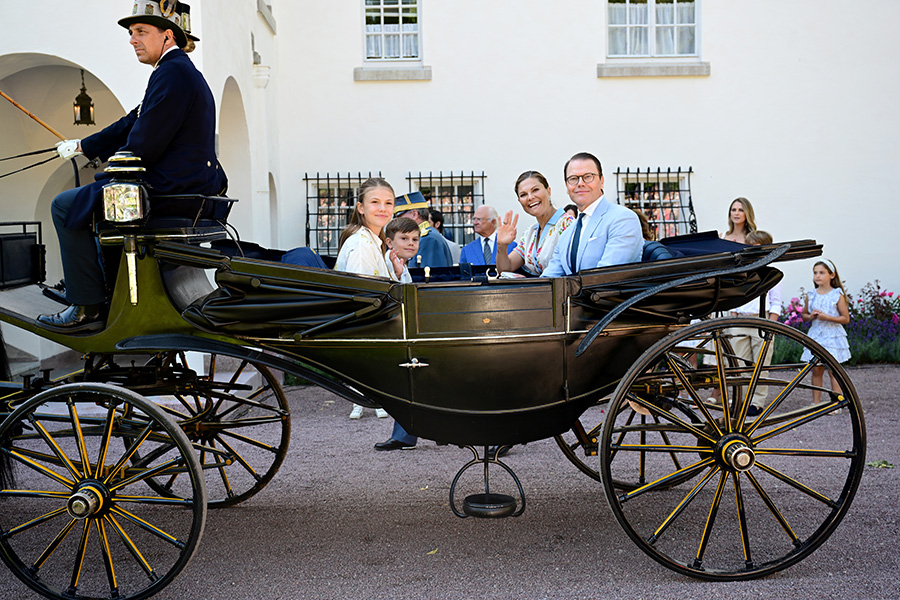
{"left": 365, "top": 0, "right": 419, "bottom": 61}
{"left": 608, "top": 0, "right": 697, "bottom": 57}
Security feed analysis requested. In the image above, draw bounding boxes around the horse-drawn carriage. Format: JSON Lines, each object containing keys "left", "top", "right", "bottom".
{"left": 0, "top": 169, "right": 865, "bottom": 599}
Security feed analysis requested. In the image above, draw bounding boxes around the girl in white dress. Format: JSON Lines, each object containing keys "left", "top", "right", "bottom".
{"left": 336, "top": 177, "right": 397, "bottom": 419}
{"left": 800, "top": 259, "right": 851, "bottom": 408}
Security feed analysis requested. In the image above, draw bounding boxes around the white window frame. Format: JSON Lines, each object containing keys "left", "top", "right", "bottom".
{"left": 364, "top": 0, "right": 421, "bottom": 62}
{"left": 355, "top": 0, "right": 431, "bottom": 81}
{"left": 599, "top": 0, "right": 709, "bottom": 78}
{"left": 607, "top": 0, "right": 699, "bottom": 58}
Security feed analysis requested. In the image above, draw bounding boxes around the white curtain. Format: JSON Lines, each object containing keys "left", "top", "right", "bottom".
{"left": 655, "top": 3, "right": 675, "bottom": 54}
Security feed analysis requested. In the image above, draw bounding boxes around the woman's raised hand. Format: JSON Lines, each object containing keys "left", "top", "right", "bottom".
{"left": 497, "top": 210, "right": 519, "bottom": 247}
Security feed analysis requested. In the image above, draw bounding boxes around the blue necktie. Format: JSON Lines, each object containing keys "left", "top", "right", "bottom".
{"left": 483, "top": 238, "right": 492, "bottom": 264}
{"left": 569, "top": 213, "right": 584, "bottom": 273}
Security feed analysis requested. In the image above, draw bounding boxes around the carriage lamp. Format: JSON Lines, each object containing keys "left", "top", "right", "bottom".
{"left": 102, "top": 182, "right": 146, "bottom": 223}
{"left": 103, "top": 152, "right": 149, "bottom": 305}
{"left": 73, "top": 69, "right": 95, "bottom": 126}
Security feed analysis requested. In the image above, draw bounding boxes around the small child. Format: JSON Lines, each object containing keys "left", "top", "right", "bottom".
{"left": 729, "top": 230, "right": 782, "bottom": 416}
{"left": 800, "top": 258, "right": 851, "bottom": 409}
{"left": 372, "top": 217, "right": 421, "bottom": 448}
{"left": 384, "top": 217, "right": 420, "bottom": 283}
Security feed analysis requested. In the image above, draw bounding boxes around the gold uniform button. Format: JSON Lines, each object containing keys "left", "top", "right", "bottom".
{"left": 207, "top": 161, "right": 212, "bottom": 167}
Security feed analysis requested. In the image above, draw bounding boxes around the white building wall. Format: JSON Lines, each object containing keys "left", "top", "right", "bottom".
{"left": 0, "top": 0, "right": 898, "bottom": 367}
{"left": 276, "top": 0, "right": 900, "bottom": 296}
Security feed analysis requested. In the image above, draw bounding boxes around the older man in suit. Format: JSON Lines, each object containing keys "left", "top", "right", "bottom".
{"left": 541, "top": 152, "right": 642, "bottom": 277}
{"left": 459, "top": 205, "right": 516, "bottom": 266}
{"left": 38, "top": 1, "right": 227, "bottom": 332}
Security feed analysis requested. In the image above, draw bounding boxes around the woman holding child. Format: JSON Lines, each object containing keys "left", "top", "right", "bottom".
{"left": 496, "top": 171, "right": 574, "bottom": 276}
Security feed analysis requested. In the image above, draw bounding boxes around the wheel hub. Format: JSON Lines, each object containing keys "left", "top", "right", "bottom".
{"left": 67, "top": 482, "right": 107, "bottom": 519}
{"left": 718, "top": 437, "right": 756, "bottom": 472}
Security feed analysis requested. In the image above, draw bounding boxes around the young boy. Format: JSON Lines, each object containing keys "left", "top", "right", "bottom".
{"left": 384, "top": 217, "right": 420, "bottom": 283}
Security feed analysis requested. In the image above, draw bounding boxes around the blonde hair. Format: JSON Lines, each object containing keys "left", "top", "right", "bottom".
{"left": 726, "top": 197, "right": 757, "bottom": 236}
{"left": 338, "top": 178, "right": 394, "bottom": 251}
{"left": 813, "top": 259, "right": 845, "bottom": 292}
{"left": 745, "top": 229, "right": 772, "bottom": 245}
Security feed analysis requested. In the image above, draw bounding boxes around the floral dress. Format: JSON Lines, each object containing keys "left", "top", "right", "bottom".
{"left": 800, "top": 288, "right": 851, "bottom": 363}
{"left": 514, "top": 207, "right": 575, "bottom": 276}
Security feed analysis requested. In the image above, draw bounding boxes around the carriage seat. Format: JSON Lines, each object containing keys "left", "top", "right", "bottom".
{"left": 97, "top": 194, "right": 236, "bottom": 247}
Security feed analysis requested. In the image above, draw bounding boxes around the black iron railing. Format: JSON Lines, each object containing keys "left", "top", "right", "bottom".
{"left": 614, "top": 167, "right": 697, "bottom": 239}
{"left": 304, "top": 172, "right": 381, "bottom": 256}
{"left": 406, "top": 171, "right": 486, "bottom": 246}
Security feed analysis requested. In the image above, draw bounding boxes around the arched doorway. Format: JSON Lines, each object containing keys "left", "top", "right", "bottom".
{"left": 0, "top": 53, "right": 124, "bottom": 365}
{"left": 218, "top": 77, "right": 253, "bottom": 240}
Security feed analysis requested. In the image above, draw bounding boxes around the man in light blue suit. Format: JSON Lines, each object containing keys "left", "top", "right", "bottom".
{"left": 541, "top": 152, "right": 642, "bottom": 277}
{"left": 459, "top": 205, "right": 516, "bottom": 265}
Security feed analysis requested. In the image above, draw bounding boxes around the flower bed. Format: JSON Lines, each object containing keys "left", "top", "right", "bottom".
{"left": 774, "top": 281, "right": 900, "bottom": 364}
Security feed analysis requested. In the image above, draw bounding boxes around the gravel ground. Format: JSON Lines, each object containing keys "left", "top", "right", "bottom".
{"left": 2, "top": 365, "right": 898, "bottom": 600}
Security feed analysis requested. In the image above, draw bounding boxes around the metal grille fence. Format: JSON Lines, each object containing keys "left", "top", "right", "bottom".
{"left": 304, "top": 172, "right": 381, "bottom": 256}
{"left": 406, "top": 171, "right": 486, "bottom": 246}
{"left": 613, "top": 167, "right": 697, "bottom": 239}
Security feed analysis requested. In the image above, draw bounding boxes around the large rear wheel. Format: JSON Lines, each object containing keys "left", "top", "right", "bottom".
{"left": 600, "top": 318, "right": 865, "bottom": 580}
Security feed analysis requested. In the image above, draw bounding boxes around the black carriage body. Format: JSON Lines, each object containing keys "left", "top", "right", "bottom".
{"left": 1, "top": 230, "right": 797, "bottom": 447}
{"left": 139, "top": 239, "right": 788, "bottom": 446}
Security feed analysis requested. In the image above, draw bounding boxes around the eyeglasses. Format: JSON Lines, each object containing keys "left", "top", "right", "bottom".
{"left": 565, "top": 173, "right": 599, "bottom": 186}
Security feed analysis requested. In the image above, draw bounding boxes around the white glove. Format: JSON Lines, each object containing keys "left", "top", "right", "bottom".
{"left": 56, "top": 139, "right": 82, "bottom": 160}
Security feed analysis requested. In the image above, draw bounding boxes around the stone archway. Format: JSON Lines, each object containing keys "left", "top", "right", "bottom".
{"left": 0, "top": 53, "right": 124, "bottom": 364}
{"left": 218, "top": 77, "right": 253, "bottom": 240}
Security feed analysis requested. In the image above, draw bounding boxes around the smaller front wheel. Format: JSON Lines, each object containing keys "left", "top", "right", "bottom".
{"left": 0, "top": 383, "right": 207, "bottom": 600}
{"left": 600, "top": 318, "right": 865, "bottom": 580}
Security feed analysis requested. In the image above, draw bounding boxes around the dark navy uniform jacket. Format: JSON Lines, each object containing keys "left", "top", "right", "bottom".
{"left": 67, "top": 48, "right": 227, "bottom": 229}
{"left": 413, "top": 224, "right": 453, "bottom": 268}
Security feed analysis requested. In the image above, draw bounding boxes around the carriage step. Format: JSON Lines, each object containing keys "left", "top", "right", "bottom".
{"left": 462, "top": 493, "right": 517, "bottom": 518}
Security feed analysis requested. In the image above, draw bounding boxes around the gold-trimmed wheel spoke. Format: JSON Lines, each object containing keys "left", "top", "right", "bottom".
{"left": 27, "top": 416, "right": 84, "bottom": 481}
{"left": 4, "top": 506, "right": 69, "bottom": 538}
{"left": 109, "top": 506, "right": 186, "bottom": 549}
{"left": 105, "top": 514, "right": 158, "bottom": 581}
{"left": 745, "top": 470, "right": 800, "bottom": 545}
{"left": 648, "top": 466, "right": 721, "bottom": 544}
{"left": 753, "top": 460, "right": 837, "bottom": 507}
{"left": 694, "top": 470, "right": 730, "bottom": 567}
{"left": 32, "top": 518, "right": 79, "bottom": 571}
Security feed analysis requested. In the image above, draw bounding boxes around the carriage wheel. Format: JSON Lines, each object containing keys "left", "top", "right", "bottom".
{"left": 0, "top": 383, "right": 206, "bottom": 600}
{"left": 600, "top": 318, "right": 865, "bottom": 580}
{"left": 554, "top": 399, "right": 609, "bottom": 483}
{"left": 133, "top": 352, "right": 291, "bottom": 509}
{"left": 559, "top": 328, "right": 738, "bottom": 489}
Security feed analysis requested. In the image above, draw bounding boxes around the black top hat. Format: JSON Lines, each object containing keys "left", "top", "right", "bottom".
{"left": 118, "top": 1, "right": 199, "bottom": 47}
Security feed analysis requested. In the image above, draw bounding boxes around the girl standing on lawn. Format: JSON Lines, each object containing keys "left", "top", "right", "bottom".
{"left": 801, "top": 259, "right": 851, "bottom": 408}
